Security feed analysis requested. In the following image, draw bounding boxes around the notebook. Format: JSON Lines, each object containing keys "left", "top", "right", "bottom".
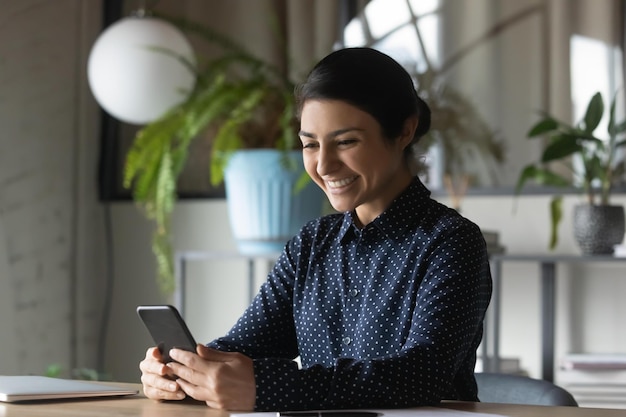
{"left": 0, "top": 375, "right": 138, "bottom": 402}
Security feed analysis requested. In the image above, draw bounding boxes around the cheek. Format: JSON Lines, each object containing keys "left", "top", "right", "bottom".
{"left": 302, "top": 153, "right": 318, "bottom": 177}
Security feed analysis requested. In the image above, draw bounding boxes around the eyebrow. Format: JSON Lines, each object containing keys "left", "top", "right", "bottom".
{"left": 298, "top": 127, "right": 364, "bottom": 139}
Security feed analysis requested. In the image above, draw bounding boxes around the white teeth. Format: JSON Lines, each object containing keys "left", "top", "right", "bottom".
{"left": 327, "top": 176, "right": 356, "bottom": 188}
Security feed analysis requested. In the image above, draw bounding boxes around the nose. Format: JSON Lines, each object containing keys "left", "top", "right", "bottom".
{"left": 316, "top": 144, "right": 339, "bottom": 176}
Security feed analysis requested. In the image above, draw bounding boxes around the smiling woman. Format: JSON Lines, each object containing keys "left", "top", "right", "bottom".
{"left": 299, "top": 100, "right": 414, "bottom": 225}
{"left": 139, "top": 46, "right": 492, "bottom": 411}
{"left": 295, "top": 47, "right": 430, "bottom": 225}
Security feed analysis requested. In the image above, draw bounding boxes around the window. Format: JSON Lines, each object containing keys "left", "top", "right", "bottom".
{"left": 343, "top": 0, "right": 444, "bottom": 189}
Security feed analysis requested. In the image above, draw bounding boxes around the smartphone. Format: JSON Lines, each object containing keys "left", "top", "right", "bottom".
{"left": 136, "top": 304, "right": 198, "bottom": 363}
{"left": 278, "top": 412, "right": 381, "bottom": 417}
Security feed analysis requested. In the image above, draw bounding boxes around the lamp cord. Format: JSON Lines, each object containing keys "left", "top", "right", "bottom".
{"left": 96, "top": 203, "right": 115, "bottom": 377}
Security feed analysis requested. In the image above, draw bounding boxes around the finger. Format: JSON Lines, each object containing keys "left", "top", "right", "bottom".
{"left": 140, "top": 372, "right": 186, "bottom": 400}
{"left": 169, "top": 348, "right": 204, "bottom": 368}
{"left": 143, "top": 384, "right": 186, "bottom": 401}
{"left": 166, "top": 359, "right": 203, "bottom": 387}
{"left": 174, "top": 376, "right": 203, "bottom": 399}
{"left": 164, "top": 361, "right": 184, "bottom": 379}
{"left": 148, "top": 346, "right": 161, "bottom": 358}
{"left": 141, "top": 372, "right": 176, "bottom": 392}
{"left": 146, "top": 346, "right": 166, "bottom": 362}
{"left": 195, "top": 345, "right": 232, "bottom": 362}
{"left": 139, "top": 355, "right": 169, "bottom": 376}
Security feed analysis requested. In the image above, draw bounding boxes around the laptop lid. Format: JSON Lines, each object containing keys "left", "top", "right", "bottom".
{"left": 0, "top": 375, "right": 138, "bottom": 403}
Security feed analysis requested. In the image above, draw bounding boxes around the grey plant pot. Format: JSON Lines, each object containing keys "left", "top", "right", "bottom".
{"left": 573, "top": 204, "right": 625, "bottom": 255}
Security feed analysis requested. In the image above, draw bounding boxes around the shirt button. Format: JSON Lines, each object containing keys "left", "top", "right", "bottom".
{"left": 350, "top": 288, "right": 359, "bottom": 297}
{"left": 343, "top": 337, "right": 352, "bottom": 345}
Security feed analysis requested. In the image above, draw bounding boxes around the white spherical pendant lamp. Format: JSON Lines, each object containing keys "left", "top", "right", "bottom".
{"left": 88, "top": 16, "right": 196, "bottom": 125}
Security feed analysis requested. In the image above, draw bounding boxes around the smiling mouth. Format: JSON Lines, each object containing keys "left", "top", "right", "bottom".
{"left": 326, "top": 176, "right": 358, "bottom": 188}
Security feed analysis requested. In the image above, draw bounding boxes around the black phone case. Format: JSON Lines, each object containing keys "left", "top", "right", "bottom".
{"left": 136, "top": 305, "right": 197, "bottom": 363}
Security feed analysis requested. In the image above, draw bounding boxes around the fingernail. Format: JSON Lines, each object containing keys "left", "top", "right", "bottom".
{"left": 169, "top": 383, "right": 177, "bottom": 391}
{"left": 176, "top": 391, "right": 185, "bottom": 399}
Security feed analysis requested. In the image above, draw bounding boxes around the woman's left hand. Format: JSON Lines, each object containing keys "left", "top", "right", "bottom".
{"left": 167, "top": 345, "right": 256, "bottom": 410}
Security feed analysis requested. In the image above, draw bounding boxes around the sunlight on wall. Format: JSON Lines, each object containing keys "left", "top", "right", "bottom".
{"left": 571, "top": 34, "right": 623, "bottom": 130}
{"left": 570, "top": 34, "right": 625, "bottom": 183}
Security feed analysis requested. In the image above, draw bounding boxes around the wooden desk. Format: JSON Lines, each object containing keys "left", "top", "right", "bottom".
{"left": 2, "top": 384, "right": 626, "bottom": 417}
{"left": 439, "top": 401, "right": 626, "bottom": 416}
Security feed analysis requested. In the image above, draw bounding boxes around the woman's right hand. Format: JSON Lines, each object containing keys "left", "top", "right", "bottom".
{"left": 139, "top": 347, "right": 186, "bottom": 401}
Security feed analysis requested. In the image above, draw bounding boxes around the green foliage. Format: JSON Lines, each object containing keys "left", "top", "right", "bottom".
{"left": 45, "top": 364, "right": 110, "bottom": 381}
{"left": 123, "top": 15, "right": 299, "bottom": 295}
{"left": 549, "top": 197, "right": 563, "bottom": 250}
{"left": 413, "top": 71, "right": 506, "bottom": 183}
{"left": 516, "top": 91, "right": 626, "bottom": 249}
{"left": 45, "top": 363, "right": 63, "bottom": 378}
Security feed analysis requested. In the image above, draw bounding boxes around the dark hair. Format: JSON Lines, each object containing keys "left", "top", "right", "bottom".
{"left": 295, "top": 47, "right": 431, "bottom": 150}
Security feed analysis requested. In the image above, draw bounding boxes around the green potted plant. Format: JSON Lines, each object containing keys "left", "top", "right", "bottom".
{"left": 123, "top": 16, "right": 323, "bottom": 294}
{"left": 516, "top": 91, "right": 626, "bottom": 253}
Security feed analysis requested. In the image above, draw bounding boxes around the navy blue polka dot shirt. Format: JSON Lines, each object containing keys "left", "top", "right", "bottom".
{"left": 209, "top": 177, "right": 492, "bottom": 411}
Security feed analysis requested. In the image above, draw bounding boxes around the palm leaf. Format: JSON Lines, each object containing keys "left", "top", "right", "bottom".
{"left": 582, "top": 92, "right": 603, "bottom": 133}
{"left": 528, "top": 118, "right": 559, "bottom": 137}
{"left": 540, "top": 134, "right": 583, "bottom": 162}
{"left": 515, "top": 164, "right": 570, "bottom": 195}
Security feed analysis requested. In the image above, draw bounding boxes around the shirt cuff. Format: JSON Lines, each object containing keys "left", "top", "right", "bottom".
{"left": 253, "top": 357, "right": 332, "bottom": 411}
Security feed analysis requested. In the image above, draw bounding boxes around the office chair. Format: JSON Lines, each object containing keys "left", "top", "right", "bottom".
{"left": 474, "top": 372, "right": 578, "bottom": 406}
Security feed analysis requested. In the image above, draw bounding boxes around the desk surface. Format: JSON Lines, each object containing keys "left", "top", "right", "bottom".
{"left": 490, "top": 253, "right": 626, "bottom": 262}
{"left": 2, "top": 383, "right": 626, "bottom": 417}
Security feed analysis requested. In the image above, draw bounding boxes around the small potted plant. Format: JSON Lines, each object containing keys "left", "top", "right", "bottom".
{"left": 516, "top": 91, "right": 626, "bottom": 253}
{"left": 123, "top": 16, "right": 323, "bottom": 294}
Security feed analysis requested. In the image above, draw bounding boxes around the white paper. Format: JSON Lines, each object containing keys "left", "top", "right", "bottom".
{"left": 232, "top": 407, "right": 506, "bottom": 417}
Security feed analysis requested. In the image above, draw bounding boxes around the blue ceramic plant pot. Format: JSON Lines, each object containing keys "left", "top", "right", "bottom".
{"left": 224, "top": 149, "right": 325, "bottom": 255}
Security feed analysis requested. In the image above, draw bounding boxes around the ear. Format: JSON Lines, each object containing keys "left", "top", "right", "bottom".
{"left": 398, "top": 115, "right": 419, "bottom": 150}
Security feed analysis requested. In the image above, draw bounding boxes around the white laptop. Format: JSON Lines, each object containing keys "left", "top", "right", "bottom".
{"left": 0, "top": 375, "right": 138, "bottom": 402}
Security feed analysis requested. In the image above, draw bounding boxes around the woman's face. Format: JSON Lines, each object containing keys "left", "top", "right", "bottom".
{"left": 299, "top": 99, "right": 415, "bottom": 226}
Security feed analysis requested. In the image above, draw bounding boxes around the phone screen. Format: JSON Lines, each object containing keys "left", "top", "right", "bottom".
{"left": 136, "top": 305, "right": 197, "bottom": 363}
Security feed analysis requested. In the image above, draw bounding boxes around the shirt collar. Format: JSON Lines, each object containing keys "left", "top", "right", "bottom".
{"left": 337, "top": 177, "right": 431, "bottom": 243}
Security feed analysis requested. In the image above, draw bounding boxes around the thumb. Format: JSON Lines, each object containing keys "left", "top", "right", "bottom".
{"left": 196, "top": 345, "right": 233, "bottom": 362}
{"left": 149, "top": 346, "right": 163, "bottom": 360}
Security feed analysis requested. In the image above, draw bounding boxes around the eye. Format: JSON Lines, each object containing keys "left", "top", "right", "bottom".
{"left": 301, "top": 141, "right": 318, "bottom": 149}
{"left": 337, "top": 138, "right": 357, "bottom": 146}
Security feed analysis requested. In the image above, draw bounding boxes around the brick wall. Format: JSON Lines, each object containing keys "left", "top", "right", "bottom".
{"left": 0, "top": 0, "right": 104, "bottom": 376}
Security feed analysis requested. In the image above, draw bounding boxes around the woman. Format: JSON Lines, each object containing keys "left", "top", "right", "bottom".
{"left": 139, "top": 47, "right": 492, "bottom": 411}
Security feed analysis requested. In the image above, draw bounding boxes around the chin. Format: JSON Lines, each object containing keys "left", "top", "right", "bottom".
{"left": 328, "top": 199, "right": 355, "bottom": 213}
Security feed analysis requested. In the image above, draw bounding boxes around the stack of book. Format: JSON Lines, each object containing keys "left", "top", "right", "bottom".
{"left": 557, "top": 353, "right": 626, "bottom": 409}
{"left": 482, "top": 230, "right": 506, "bottom": 256}
{"left": 475, "top": 356, "right": 523, "bottom": 374}
{"left": 614, "top": 244, "right": 626, "bottom": 257}
{"left": 561, "top": 353, "right": 626, "bottom": 371}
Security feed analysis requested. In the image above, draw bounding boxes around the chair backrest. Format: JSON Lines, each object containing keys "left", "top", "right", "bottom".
{"left": 475, "top": 372, "right": 578, "bottom": 407}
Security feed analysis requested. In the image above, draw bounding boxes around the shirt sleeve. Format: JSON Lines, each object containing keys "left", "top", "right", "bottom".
{"left": 211, "top": 220, "right": 491, "bottom": 411}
